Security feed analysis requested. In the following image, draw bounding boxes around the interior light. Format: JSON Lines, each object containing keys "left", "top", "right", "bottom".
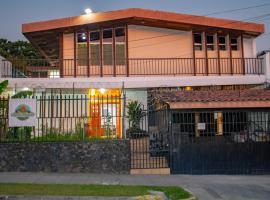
{"left": 85, "top": 8, "right": 93, "bottom": 15}
{"left": 91, "top": 89, "right": 95, "bottom": 96}
{"left": 99, "top": 88, "right": 106, "bottom": 94}
{"left": 22, "top": 87, "right": 29, "bottom": 91}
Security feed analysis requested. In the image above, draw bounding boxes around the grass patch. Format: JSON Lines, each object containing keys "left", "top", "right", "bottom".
{"left": 0, "top": 183, "right": 191, "bottom": 200}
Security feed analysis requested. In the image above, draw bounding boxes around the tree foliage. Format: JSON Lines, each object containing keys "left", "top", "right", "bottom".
{"left": 0, "top": 38, "right": 43, "bottom": 60}
{"left": 0, "top": 80, "right": 8, "bottom": 95}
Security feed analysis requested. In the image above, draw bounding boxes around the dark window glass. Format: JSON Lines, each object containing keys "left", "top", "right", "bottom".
{"left": 90, "top": 31, "right": 100, "bottom": 65}
{"left": 115, "top": 28, "right": 125, "bottom": 37}
{"left": 231, "top": 38, "right": 238, "bottom": 51}
{"left": 115, "top": 27, "right": 126, "bottom": 65}
{"left": 194, "top": 33, "right": 202, "bottom": 51}
{"left": 77, "top": 32, "right": 87, "bottom": 43}
{"left": 103, "top": 29, "right": 113, "bottom": 39}
{"left": 219, "top": 36, "right": 226, "bottom": 51}
{"left": 207, "top": 35, "right": 214, "bottom": 51}
{"left": 90, "top": 31, "right": 100, "bottom": 41}
{"left": 103, "top": 29, "right": 113, "bottom": 65}
{"left": 194, "top": 33, "right": 202, "bottom": 43}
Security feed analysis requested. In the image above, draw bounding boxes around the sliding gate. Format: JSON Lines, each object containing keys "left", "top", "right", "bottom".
{"left": 170, "top": 110, "right": 270, "bottom": 174}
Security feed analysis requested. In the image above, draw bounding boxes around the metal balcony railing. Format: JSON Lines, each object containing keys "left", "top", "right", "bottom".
{"left": 0, "top": 58, "right": 264, "bottom": 78}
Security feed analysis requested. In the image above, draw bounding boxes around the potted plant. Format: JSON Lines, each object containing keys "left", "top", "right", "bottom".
{"left": 126, "top": 101, "right": 146, "bottom": 138}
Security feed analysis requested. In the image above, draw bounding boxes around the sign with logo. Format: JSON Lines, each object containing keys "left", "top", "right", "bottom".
{"left": 9, "top": 99, "right": 37, "bottom": 127}
{"left": 197, "top": 123, "right": 206, "bottom": 130}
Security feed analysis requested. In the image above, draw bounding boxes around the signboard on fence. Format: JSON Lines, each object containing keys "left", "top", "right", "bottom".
{"left": 9, "top": 99, "right": 37, "bottom": 127}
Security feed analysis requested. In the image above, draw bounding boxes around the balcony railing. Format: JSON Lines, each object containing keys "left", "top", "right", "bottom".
{"left": 0, "top": 58, "right": 264, "bottom": 78}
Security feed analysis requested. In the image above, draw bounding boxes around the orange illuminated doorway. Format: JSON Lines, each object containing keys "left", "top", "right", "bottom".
{"left": 87, "top": 89, "right": 122, "bottom": 138}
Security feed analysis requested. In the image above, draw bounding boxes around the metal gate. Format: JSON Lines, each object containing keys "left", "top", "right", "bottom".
{"left": 169, "top": 110, "right": 270, "bottom": 174}
{"left": 130, "top": 110, "right": 170, "bottom": 170}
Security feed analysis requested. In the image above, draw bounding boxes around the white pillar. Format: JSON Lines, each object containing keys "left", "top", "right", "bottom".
{"left": 264, "top": 52, "right": 270, "bottom": 83}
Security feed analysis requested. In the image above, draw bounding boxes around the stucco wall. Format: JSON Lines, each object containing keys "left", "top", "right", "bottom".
{"left": 128, "top": 25, "right": 193, "bottom": 58}
{"left": 0, "top": 140, "right": 130, "bottom": 173}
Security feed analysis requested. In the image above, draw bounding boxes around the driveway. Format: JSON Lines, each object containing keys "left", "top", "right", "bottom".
{"left": 0, "top": 173, "right": 270, "bottom": 200}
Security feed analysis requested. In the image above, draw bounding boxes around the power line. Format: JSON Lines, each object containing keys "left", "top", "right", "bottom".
{"left": 128, "top": 3, "right": 270, "bottom": 43}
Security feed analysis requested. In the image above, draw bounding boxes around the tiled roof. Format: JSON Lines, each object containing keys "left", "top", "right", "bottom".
{"left": 154, "top": 89, "right": 270, "bottom": 103}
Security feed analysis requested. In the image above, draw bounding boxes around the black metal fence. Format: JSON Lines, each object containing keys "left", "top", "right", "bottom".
{"left": 0, "top": 95, "right": 129, "bottom": 142}
{"left": 0, "top": 58, "right": 264, "bottom": 78}
{"left": 170, "top": 110, "right": 270, "bottom": 174}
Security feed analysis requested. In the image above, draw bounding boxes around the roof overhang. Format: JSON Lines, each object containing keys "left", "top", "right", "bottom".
{"left": 169, "top": 101, "right": 270, "bottom": 109}
{"left": 22, "top": 8, "right": 265, "bottom": 61}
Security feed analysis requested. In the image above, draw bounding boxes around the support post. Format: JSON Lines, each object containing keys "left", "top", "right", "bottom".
{"left": 241, "top": 35, "right": 245, "bottom": 75}
{"left": 228, "top": 34, "right": 233, "bottom": 75}
{"left": 191, "top": 31, "right": 196, "bottom": 76}
{"left": 74, "top": 31, "right": 77, "bottom": 77}
{"left": 87, "top": 28, "right": 90, "bottom": 77}
{"left": 59, "top": 32, "right": 64, "bottom": 78}
{"left": 125, "top": 24, "right": 129, "bottom": 77}
{"left": 203, "top": 32, "right": 209, "bottom": 75}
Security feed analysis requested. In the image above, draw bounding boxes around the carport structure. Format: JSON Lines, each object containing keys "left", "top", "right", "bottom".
{"left": 147, "top": 89, "right": 270, "bottom": 174}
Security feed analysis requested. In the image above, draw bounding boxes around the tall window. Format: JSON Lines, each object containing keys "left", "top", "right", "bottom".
{"left": 115, "top": 27, "right": 126, "bottom": 65}
{"left": 231, "top": 38, "right": 238, "bottom": 51}
{"left": 219, "top": 36, "right": 226, "bottom": 51}
{"left": 103, "top": 29, "right": 113, "bottom": 65}
{"left": 77, "top": 32, "right": 87, "bottom": 65}
{"left": 90, "top": 31, "right": 100, "bottom": 65}
{"left": 194, "top": 33, "right": 202, "bottom": 51}
{"left": 207, "top": 35, "right": 214, "bottom": 51}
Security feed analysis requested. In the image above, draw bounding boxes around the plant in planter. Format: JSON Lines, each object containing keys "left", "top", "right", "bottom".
{"left": 126, "top": 101, "right": 146, "bottom": 138}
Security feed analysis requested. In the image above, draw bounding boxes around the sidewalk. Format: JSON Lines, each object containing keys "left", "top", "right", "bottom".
{"left": 0, "top": 172, "right": 270, "bottom": 200}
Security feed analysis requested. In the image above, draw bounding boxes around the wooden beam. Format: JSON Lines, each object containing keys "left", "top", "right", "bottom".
{"left": 113, "top": 27, "right": 116, "bottom": 77}
{"left": 203, "top": 32, "right": 208, "bottom": 76}
{"left": 74, "top": 31, "right": 77, "bottom": 77}
{"left": 100, "top": 28, "right": 103, "bottom": 77}
{"left": 240, "top": 35, "right": 245, "bottom": 75}
{"left": 191, "top": 30, "right": 196, "bottom": 76}
{"left": 228, "top": 34, "right": 233, "bottom": 75}
{"left": 87, "top": 28, "right": 90, "bottom": 77}
{"left": 125, "top": 24, "right": 129, "bottom": 77}
{"left": 59, "top": 32, "right": 64, "bottom": 78}
{"left": 215, "top": 33, "right": 221, "bottom": 75}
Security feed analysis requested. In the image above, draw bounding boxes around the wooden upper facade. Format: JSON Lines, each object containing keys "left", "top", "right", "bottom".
{"left": 18, "top": 8, "right": 265, "bottom": 78}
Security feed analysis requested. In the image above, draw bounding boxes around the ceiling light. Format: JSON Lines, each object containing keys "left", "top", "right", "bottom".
{"left": 85, "top": 8, "right": 93, "bottom": 15}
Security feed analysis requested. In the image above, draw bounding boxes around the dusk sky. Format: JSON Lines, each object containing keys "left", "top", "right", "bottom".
{"left": 0, "top": 0, "right": 269, "bottom": 52}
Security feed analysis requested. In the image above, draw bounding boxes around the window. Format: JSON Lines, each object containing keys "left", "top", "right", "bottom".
{"left": 115, "top": 27, "right": 126, "bottom": 65}
{"left": 90, "top": 31, "right": 100, "bottom": 65}
{"left": 103, "top": 29, "right": 113, "bottom": 65}
{"left": 194, "top": 33, "right": 202, "bottom": 51}
{"left": 207, "top": 35, "right": 215, "bottom": 51}
{"left": 219, "top": 36, "right": 226, "bottom": 51}
{"left": 49, "top": 70, "right": 60, "bottom": 78}
{"left": 77, "top": 32, "right": 88, "bottom": 66}
{"left": 231, "top": 38, "right": 238, "bottom": 51}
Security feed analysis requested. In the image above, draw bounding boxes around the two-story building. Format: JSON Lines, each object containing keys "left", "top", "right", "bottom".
{"left": 1, "top": 8, "right": 270, "bottom": 174}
